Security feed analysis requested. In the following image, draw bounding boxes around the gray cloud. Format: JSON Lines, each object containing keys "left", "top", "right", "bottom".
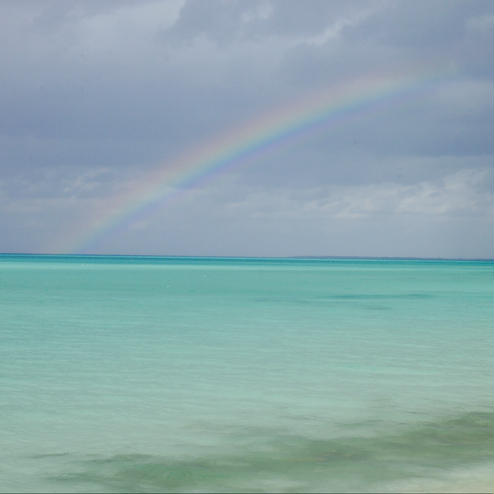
{"left": 0, "top": 0, "right": 492, "bottom": 257}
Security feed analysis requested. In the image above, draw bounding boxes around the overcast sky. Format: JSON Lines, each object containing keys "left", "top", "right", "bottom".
{"left": 0, "top": 0, "right": 492, "bottom": 258}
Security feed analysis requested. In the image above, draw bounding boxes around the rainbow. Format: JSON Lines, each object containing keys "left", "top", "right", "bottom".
{"left": 65, "top": 67, "right": 453, "bottom": 253}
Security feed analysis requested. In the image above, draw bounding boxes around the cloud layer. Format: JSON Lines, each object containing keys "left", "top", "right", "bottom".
{"left": 0, "top": 0, "right": 492, "bottom": 257}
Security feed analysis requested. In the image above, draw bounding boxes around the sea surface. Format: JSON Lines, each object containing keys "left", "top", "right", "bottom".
{"left": 0, "top": 255, "right": 492, "bottom": 493}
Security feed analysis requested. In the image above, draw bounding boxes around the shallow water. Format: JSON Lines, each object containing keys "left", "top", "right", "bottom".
{"left": 1, "top": 255, "right": 492, "bottom": 492}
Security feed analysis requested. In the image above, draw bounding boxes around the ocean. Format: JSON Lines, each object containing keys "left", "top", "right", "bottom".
{"left": 0, "top": 255, "right": 492, "bottom": 493}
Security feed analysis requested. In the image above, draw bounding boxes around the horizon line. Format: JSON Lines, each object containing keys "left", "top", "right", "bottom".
{"left": 1, "top": 252, "right": 493, "bottom": 262}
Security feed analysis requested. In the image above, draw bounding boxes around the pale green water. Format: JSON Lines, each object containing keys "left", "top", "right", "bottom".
{"left": 0, "top": 255, "right": 492, "bottom": 492}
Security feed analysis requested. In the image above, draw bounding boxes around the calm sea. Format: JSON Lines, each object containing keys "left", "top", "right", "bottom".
{"left": 0, "top": 255, "right": 492, "bottom": 493}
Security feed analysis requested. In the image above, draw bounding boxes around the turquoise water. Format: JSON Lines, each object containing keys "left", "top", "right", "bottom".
{"left": 1, "top": 255, "right": 492, "bottom": 492}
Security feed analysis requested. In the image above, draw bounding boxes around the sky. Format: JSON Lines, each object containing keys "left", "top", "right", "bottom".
{"left": 0, "top": 0, "right": 492, "bottom": 258}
